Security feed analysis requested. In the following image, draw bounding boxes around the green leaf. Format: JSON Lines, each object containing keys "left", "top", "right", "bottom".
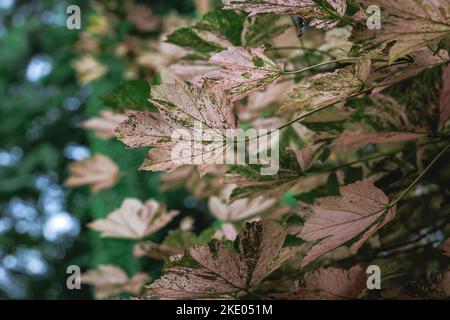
{"left": 166, "top": 28, "right": 223, "bottom": 54}
{"left": 100, "top": 80, "right": 151, "bottom": 112}
{"left": 326, "top": 172, "right": 340, "bottom": 195}
{"left": 166, "top": 9, "right": 245, "bottom": 56}
{"left": 344, "top": 166, "right": 363, "bottom": 184}
{"left": 195, "top": 9, "right": 245, "bottom": 46}
{"left": 243, "top": 14, "right": 290, "bottom": 47}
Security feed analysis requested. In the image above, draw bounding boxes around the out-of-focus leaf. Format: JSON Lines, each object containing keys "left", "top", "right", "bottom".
{"left": 80, "top": 110, "right": 128, "bottom": 139}
{"left": 64, "top": 154, "right": 120, "bottom": 193}
{"left": 88, "top": 198, "right": 178, "bottom": 239}
{"left": 81, "top": 265, "right": 149, "bottom": 299}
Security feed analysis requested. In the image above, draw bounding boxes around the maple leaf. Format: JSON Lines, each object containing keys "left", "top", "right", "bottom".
{"left": 300, "top": 265, "right": 366, "bottom": 299}
{"left": 80, "top": 110, "right": 128, "bottom": 139}
{"left": 64, "top": 154, "right": 119, "bottom": 193}
{"left": 116, "top": 81, "right": 237, "bottom": 176}
{"left": 222, "top": 0, "right": 348, "bottom": 30}
{"left": 276, "top": 265, "right": 366, "bottom": 299}
{"left": 81, "top": 265, "right": 149, "bottom": 299}
{"left": 352, "top": 0, "right": 450, "bottom": 63}
{"left": 145, "top": 221, "right": 297, "bottom": 299}
{"left": 203, "top": 47, "right": 284, "bottom": 101}
{"left": 299, "top": 180, "right": 396, "bottom": 267}
{"left": 440, "top": 64, "right": 450, "bottom": 128}
{"left": 332, "top": 131, "right": 424, "bottom": 150}
{"left": 280, "top": 59, "right": 371, "bottom": 114}
{"left": 88, "top": 198, "right": 178, "bottom": 239}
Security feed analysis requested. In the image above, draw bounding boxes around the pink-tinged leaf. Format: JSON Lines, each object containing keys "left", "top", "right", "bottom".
{"left": 275, "top": 265, "right": 366, "bottom": 299}
{"left": 440, "top": 64, "right": 450, "bottom": 128}
{"left": 80, "top": 110, "right": 128, "bottom": 139}
{"left": 332, "top": 131, "right": 424, "bottom": 150}
{"left": 146, "top": 221, "right": 297, "bottom": 299}
{"left": 299, "top": 180, "right": 396, "bottom": 267}
{"left": 301, "top": 266, "right": 366, "bottom": 299}
{"left": 203, "top": 47, "right": 283, "bottom": 101}
{"left": 280, "top": 60, "right": 370, "bottom": 114}
{"left": 81, "top": 265, "right": 149, "bottom": 299}
{"left": 88, "top": 198, "right": 178, "bottom": 239}
{"left": 64, "top": 154, "right": 119, "bottom": 193}
{"left": 222, "top": 0, "right": 347, "bottom": 30}
{"left": 116, "top": 81, "right": 237, "bottom": 175}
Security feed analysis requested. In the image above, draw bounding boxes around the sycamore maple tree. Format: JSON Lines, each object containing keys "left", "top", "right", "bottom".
{"left": 67, "top": 0, "right": 450, "bottom": 299}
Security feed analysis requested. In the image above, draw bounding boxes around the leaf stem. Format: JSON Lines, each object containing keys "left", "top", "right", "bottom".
{"left": 277, "top": 86, "right": 374, "bottom": 131}
{"left": 281, "top": 58, "right": 359, "bottom": 75}
{"left": 311, "top": 138, "right": 444, "bottom": 174}
{"left": 388, "top": 142, "right": 450, "bottom": 209}
{"left": 266, "top": 46, "right": 335, "bottom": 58}
{"left": 314, "top": 0, "right": 354, "bottom": 26}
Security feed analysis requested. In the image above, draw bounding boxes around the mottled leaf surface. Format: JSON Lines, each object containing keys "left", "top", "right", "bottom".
{"left": 146, "top": 221, "right": 296, "bottom": 299}
{"left": 203, "top": 47, "right": 283, "bottom": 101}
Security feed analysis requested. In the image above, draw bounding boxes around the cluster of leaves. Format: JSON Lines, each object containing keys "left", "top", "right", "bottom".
{"left": 68, "top": 0, "right": 450, "bottom": 299}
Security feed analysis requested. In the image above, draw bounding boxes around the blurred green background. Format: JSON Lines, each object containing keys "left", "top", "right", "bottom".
{"left": 0, "top": 0, "right": 212, "bottom": 299}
